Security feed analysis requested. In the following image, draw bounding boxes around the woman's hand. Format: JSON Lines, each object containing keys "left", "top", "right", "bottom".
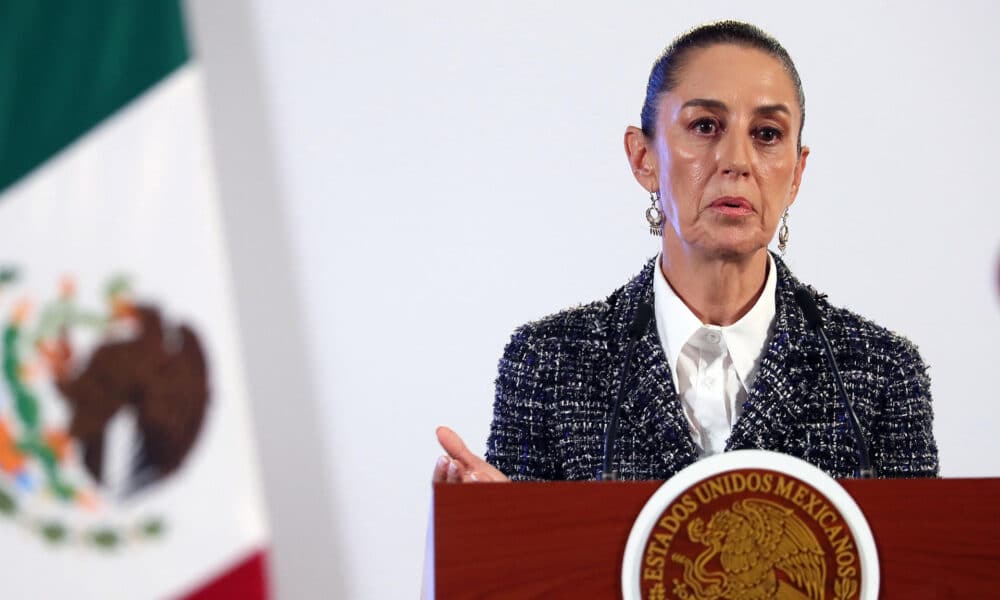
{"left": 432, "top": 426, "right": 509, "bottom": 483}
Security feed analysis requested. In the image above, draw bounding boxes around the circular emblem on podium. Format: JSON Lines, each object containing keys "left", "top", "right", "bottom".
{"left": 622, "top": 451, "right": 878, "bottom": 600}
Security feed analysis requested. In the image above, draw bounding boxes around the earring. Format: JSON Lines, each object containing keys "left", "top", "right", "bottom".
{"left": 777, "top": 209, "right": 790, "bottom": 255}
{"left": 645, "top": 191, "right": 663, "bottom": 237}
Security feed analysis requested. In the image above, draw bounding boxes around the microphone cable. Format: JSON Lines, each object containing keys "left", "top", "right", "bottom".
{"left": 794, "top": 286, "right": 874, "bottom": 478}
{"left": 601, "top": 301, "right": 653, "bottom": 480}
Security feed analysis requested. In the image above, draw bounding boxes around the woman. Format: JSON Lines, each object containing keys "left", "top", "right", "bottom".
{"left": 433, "top": 21, "right": 938, "bottom": 483}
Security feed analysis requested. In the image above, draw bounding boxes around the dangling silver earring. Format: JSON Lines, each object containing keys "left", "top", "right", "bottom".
{"left": 645, "top": 191, "right": 663, "bottom": 237}
{"left": 777, "top": 209, "right": 790, "bottom": 255}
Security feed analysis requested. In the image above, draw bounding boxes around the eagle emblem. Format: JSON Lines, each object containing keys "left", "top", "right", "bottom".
{"left": 671, "top": 498, "right": 826, "bottom": 600}
{"left": 0, "top": 270, "right": 209, "bottom": 549}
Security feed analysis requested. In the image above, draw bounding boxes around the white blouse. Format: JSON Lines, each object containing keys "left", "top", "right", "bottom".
{"left": 652, "top": 254, "right": 777, "bottom": 456}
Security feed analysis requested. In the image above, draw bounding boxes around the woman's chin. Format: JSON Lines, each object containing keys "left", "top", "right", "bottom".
{"left": 693, "top": 238, "right": 769, "bottom": 262}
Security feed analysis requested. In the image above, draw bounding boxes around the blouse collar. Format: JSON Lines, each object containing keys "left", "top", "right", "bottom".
{"left": 652, "top": 252, "right": 778, "bottom": 391}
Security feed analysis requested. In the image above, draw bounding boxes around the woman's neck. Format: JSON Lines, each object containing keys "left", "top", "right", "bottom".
{"left": 659, "top": 243, "right": 769, "bottom": 327}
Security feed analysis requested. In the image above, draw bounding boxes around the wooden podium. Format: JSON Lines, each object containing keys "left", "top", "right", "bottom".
{"left": 432, "top": 478, "right": 1000, "bottom": 599}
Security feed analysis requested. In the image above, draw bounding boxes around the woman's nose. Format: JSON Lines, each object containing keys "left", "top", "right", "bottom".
{"left": 718, "top": 132, "right": 752, "bottom": 177}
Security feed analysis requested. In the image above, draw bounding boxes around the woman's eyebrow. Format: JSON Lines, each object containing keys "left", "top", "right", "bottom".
{"left": 755, "top": 103, "right": 791, "bottom": 117}
{"left": 680, "top": 99, "right": 792, "bottom": 117}
{"left": 681, "top": 98, "right": 728, "bottom": 111}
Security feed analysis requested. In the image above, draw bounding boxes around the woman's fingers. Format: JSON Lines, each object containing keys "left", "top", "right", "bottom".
{"left": 446, "top": 459, "right": 460, "bottom": 483}
{"left": 432, "top": 454, "right": 473, "bottom": 483}
{"left": 432, "top": 455, "right": 450, "bottom": 483}
{"left": 433, "top": 456, "right": 509, "bottom": 483}
{"left": 436, "top": 426, "right": 477, "bottom": 466}
{"left": 433, "top": 426, "right": 511, "bottom": 483}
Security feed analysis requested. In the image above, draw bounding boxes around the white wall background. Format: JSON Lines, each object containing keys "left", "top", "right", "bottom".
{"left": 190, "top": 1, "right": 1000, "bottom": 597}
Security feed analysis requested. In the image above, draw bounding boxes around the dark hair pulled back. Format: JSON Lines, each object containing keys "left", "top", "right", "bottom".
{"left": 640, "top": 20, "right": 806, "bottom": 152}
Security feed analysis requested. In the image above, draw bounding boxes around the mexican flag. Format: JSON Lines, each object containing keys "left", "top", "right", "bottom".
{"left": 0, "top": 2, "right": 269, "bottom": 598}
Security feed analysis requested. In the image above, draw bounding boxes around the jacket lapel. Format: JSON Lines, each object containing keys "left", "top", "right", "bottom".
{"left": 726, "top": 255, "right": 819, "bottom": 451}
{"left": 609, "top": 258, "right": 698, "bottom": 478}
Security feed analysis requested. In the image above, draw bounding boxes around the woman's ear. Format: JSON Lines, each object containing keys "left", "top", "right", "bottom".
{"left": 787, "top": 145, "right": 810, "bottom": 208}
{"left": 624, "top": 126, "right": 658, "bottom": 192}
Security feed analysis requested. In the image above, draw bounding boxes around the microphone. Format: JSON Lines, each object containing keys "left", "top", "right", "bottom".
{"left": 793, "top": 287, "right": 874, "bottom": 478}
{"left": 601, "top": 301, "right": 653, "bottom": 480}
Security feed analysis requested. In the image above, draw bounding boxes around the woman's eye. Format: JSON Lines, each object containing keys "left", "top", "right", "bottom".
{"left": 691, "top": 119, "right": 719, "bottom": 135}
{"left": 753, "top": 127, "right": 783, "bottom": 144}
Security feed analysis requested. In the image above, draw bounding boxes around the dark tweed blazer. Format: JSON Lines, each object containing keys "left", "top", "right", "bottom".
{"left": 485, "top": 255, "right": 939, "bottom": 480}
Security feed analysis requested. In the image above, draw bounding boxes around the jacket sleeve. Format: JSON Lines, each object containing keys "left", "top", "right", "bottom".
{"left": 485, "top": 326, "right": 560, "bottom": 481}
{"left": 872, "top": 338, "right": 940, "bottom": 477}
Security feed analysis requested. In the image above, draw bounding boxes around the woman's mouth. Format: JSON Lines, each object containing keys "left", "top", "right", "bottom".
{"left": 709, "top": 196, "right": 754, "bottom": 216}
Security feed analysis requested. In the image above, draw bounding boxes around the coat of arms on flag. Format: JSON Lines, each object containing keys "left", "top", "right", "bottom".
{"left": 0, "top": 269, "right": 210, "bottom": 549}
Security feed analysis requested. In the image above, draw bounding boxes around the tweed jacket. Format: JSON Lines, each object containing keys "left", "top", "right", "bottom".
{"left": 485, "top": 255, "right": 939, "bottom": 481}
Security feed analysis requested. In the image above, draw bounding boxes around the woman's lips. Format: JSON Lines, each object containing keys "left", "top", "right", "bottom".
{"left": 709, "top": 196, "right": 754, "bottom": 216}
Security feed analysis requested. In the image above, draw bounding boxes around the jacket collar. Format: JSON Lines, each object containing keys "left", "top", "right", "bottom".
{"left": 608, "top": 253, "right": 816, "bottom": 475}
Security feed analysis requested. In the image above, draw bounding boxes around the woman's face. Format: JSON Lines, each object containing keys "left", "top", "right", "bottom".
{"left": 645, "top": 44, "right": 808, "bottom": 261}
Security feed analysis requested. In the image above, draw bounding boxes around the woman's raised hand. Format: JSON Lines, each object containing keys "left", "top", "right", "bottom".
{"left": 432, "top": 426, "right": 509, "bottom": 483}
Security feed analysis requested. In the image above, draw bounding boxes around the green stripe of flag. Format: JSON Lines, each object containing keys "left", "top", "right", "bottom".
{"left": 0, "top": 0, "right": 189, "bottom": 194}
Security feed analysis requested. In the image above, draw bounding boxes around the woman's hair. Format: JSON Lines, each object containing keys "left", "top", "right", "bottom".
{"left": 640, "top": 20, "right": 805, "bottom": 152}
